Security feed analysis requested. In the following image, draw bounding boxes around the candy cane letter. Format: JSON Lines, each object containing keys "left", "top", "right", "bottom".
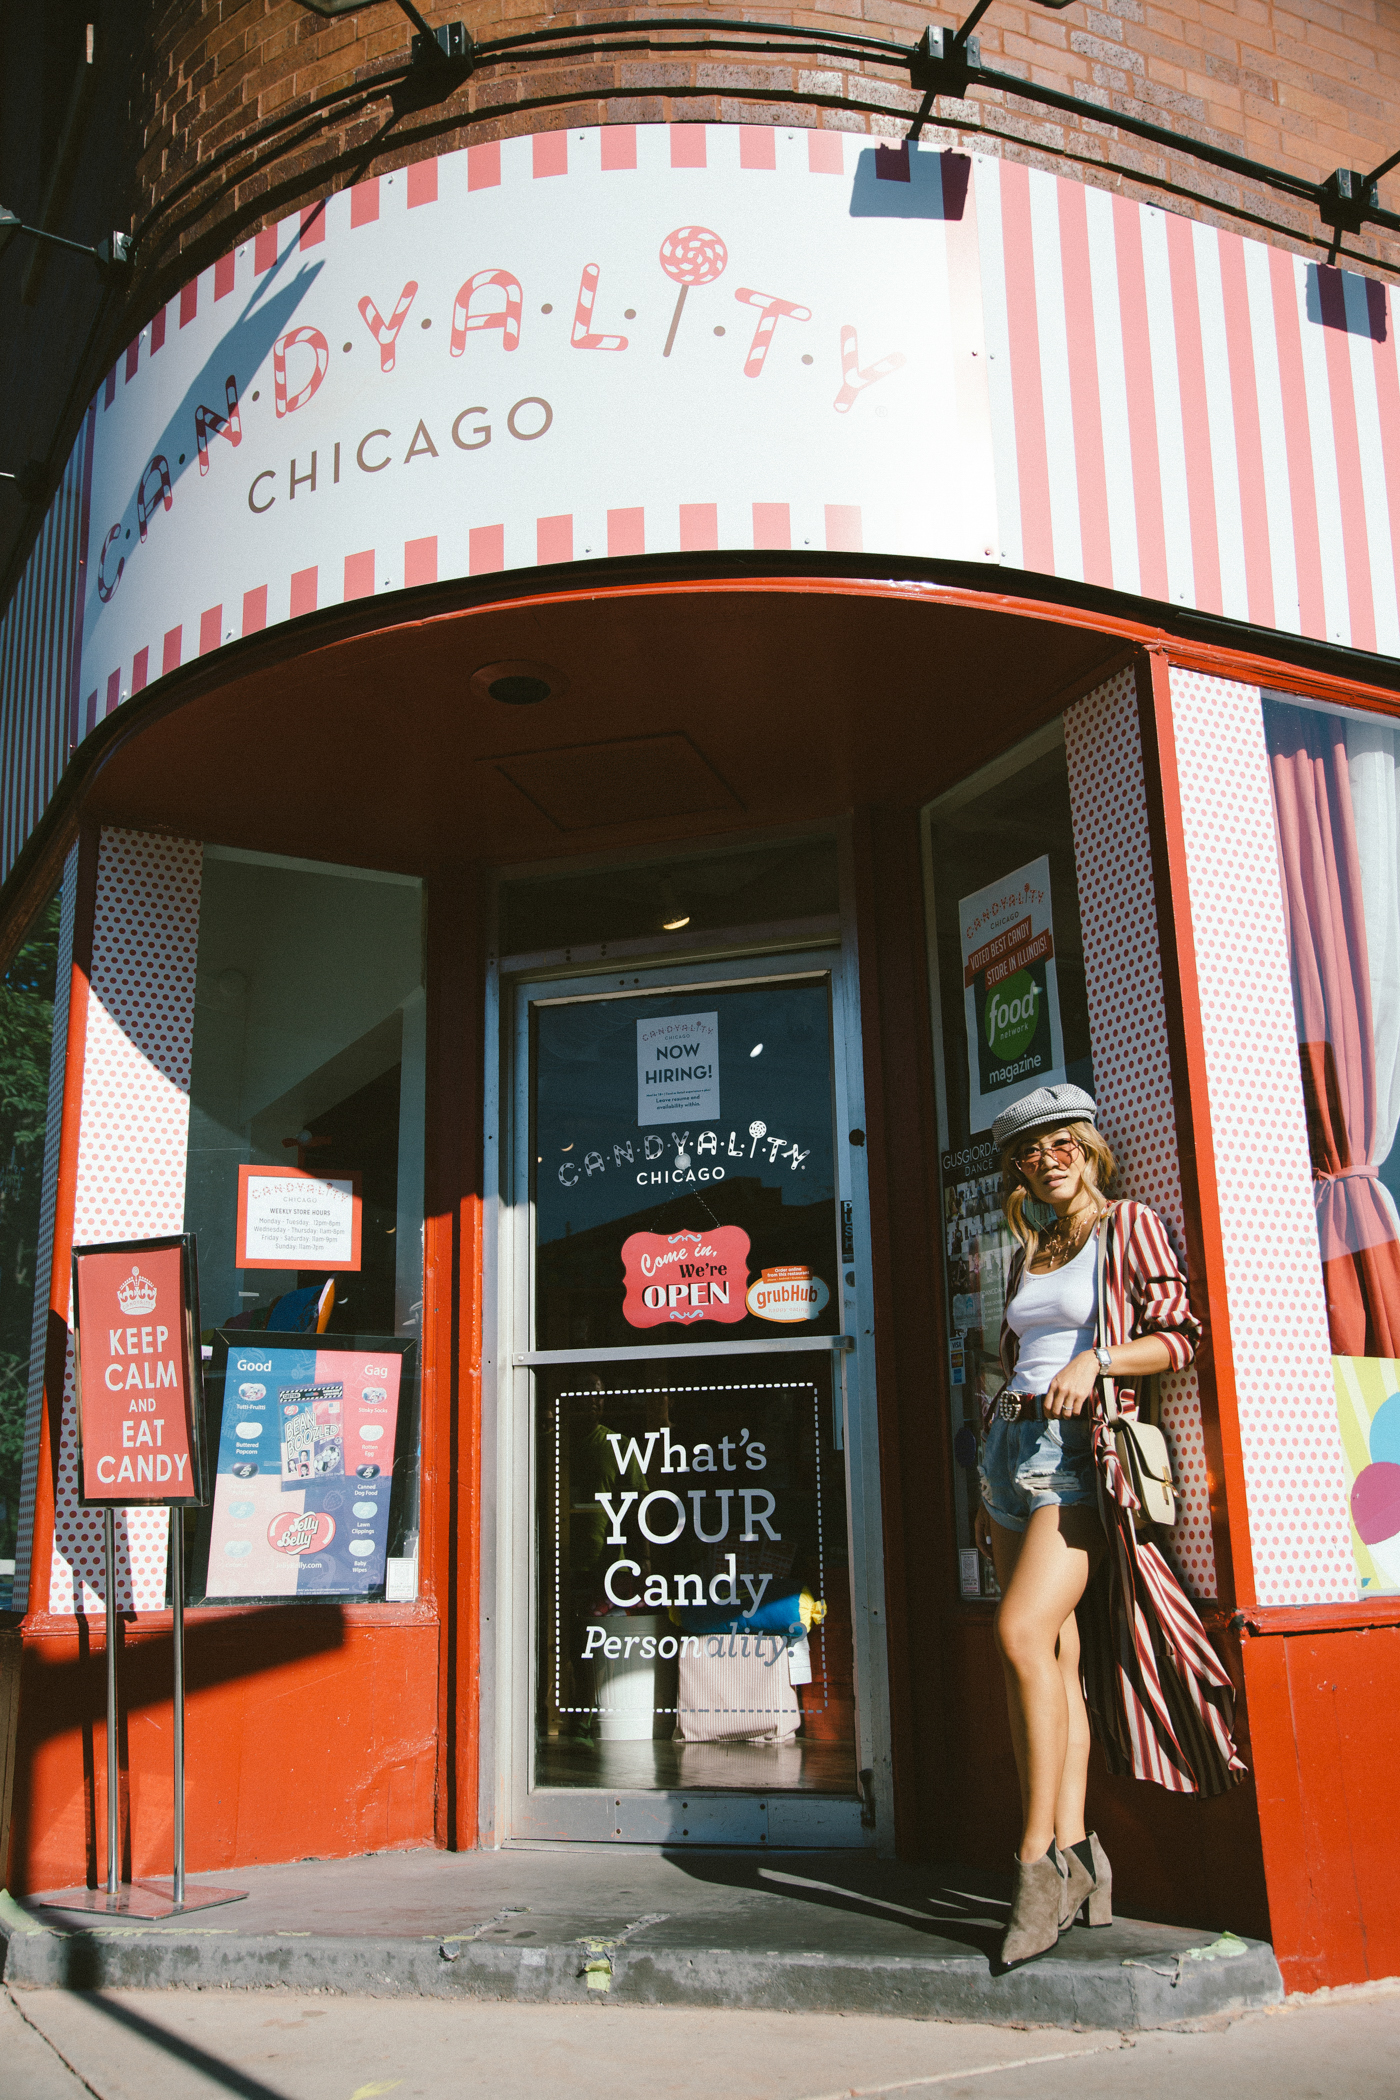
{"left": 450, "top": 270, "right": 522, "bottom": 355}
{"left": 571, "top": 263, "right": 628, "bottom": 351}
{"left": 733, "top": 288, "right": 812, "bottom": 378}
{"left": 273, "top": 326, "right": 329, "bottom": 416}
{"left": 96, "top": 522, "right": 124, "bottom": 602}
{"left": 358, "top": 281, "right": 418, "bottom": 372}
{"left": 194, "top": 373, "right": 242, "bottom": 474}
{"left": 833, "top": 324, "right": 907, "bottom": 413}
{"left": 136, "top": 454, "right": 173, "bottom": 543}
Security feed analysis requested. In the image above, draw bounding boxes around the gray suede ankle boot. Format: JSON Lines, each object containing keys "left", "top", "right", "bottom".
{"left": 1061, "top": 1832, "right": 1113, "bottom": 1927}
{"left": 1000, "top": 1847, "right": 1066, "bottom": 1966}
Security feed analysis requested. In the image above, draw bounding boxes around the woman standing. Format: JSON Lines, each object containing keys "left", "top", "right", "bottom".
{"left": 974, "top": 1081, "right": 1201, "bottom": 1966}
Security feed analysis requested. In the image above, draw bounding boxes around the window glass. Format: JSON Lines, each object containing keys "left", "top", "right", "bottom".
{"left": 181, "top": 847, "right": 425, "bottom": 1605}
{"left": 500, "top": 838, "right": 838, "bottom": 956}
{"left": 1262, "top": 695, "right": 1400, "bottom": 1598}
{"left": 922, "top": 725, "right": 1094, "bottom": 1599}
{"left": 0, "top": 889, "right": 61, "bottom": 1605}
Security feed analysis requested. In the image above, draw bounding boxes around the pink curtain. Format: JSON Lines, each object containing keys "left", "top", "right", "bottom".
{"left": 1266, "top": 704, "right": 1400, "bottom": 1356}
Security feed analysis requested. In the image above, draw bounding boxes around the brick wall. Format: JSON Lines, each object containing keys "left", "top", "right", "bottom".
{"left": 126, "top": 0, "right": 1399, "bottom": 314}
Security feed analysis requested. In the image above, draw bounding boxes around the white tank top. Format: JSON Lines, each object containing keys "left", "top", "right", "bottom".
{"left": 1006, "top": 1232, "right": 1097, "bottom": 1393}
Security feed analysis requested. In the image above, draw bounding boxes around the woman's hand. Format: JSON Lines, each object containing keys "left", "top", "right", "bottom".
{"left": 974, "top": 1503, "right": 994, "bottom": 1561}
{"left": 1043, "top": 1349, "right": 1102, "bottom": 1418}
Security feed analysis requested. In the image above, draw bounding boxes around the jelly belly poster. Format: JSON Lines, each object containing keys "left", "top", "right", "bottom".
{"left": 205, "top": 1339, "right": 402, "bottom": 1597}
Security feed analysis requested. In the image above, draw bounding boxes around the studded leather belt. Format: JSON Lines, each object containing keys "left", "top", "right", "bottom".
{"left": 996, "top": 1391, "right": 1049, "bottom": 1422}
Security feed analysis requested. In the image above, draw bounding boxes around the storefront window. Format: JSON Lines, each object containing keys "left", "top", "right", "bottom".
{"left": 182, "top": 847, "right": 425, "bottom": 1605}
{"left": 1263, "top": 696, "right": 1400, "bottom": 1595}
{"left": 0, "top": 889, "right": 61, "bottom": 1606}
{"left": 922, "top": 724, "right": 1095, "bottom": 1599}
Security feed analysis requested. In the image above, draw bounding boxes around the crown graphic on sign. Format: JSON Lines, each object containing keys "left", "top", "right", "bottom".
{"left": 116, "top": 1265, "right": 158, "bottom": 1317}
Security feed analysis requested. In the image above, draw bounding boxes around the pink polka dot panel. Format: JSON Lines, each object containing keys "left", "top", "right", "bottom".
{"left": 47, "top": 829, "right": 201, "bottom": 1617}
{"left": 1168, "top": 670, "right": 1356, "bottom": 1606}
{"left": 1065, "top": 667, "right": 1217, "bottom": 1599}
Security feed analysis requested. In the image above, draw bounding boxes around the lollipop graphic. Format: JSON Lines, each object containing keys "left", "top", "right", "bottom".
{"left": 660, "top": 225, "right": 728, "bottom": 356}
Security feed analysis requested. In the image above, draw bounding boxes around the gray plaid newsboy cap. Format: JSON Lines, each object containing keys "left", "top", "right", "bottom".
{"left": 990, "top": 1083, "right": 1098, "bottom": 1150}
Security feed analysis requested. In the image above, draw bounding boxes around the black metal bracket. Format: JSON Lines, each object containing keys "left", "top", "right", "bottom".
{"left": 1319, "top": 168, "right": 1381, "bottom": 241}
{"left": 410, "top": 20, "right": 473, "bottom": 73}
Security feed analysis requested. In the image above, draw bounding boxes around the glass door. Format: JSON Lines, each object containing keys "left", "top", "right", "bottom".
{"left": 494, "top": 952, "right": 887, "bottom": 1845}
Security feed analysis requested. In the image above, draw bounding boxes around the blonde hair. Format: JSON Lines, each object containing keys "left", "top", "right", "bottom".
{"left": 999, "top": 1119, "right": 1116, "bottom": 1264}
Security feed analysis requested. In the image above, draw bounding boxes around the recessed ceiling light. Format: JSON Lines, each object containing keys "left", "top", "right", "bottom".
{"left": 662, "top": 914, "right": 691, "bottom": 930}
{"left": 470, "top": 657, "right": 568, "bottom": 706}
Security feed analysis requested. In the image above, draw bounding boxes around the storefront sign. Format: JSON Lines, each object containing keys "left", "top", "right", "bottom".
{"left": 620, "top": 1225, "right": 750, "bottom": 1326}
{"left": 637, "top": 1012, "right": 720, "bottom": 1126}
{"left": 236, "top": 1164, "right": 362, "bottom": 1271}
{"left": 72, "top": 1237, "right": 205, "bottom": 1507}
{"left": 76, "top": 127, "right": 995, "bottom": 732}
{"left": 204, "top": 1334, "right": 410, "bottom": 1597}
{"left": 959, "top": 855, "right": 1067, "bottom": 1134}
{"left": 745, "top": 1265, "right": 830, "bottom": 1321}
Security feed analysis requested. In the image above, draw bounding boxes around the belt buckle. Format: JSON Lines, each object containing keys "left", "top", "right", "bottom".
{"left": 996, "top": 1391, "right": 1022, "bottom": 1422}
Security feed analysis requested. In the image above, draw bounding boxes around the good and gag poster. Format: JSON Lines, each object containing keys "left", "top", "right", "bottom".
{"left": 205, "top": 1338, "right": 402, "bottom": 1597}
{"left": 959, "top": 856, "right": 1066, "bottom": 1134}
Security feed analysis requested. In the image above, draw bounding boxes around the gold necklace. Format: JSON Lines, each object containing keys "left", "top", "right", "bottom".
{"left": 1039, "top": 1208, "right": 1094, "bottom": 1270}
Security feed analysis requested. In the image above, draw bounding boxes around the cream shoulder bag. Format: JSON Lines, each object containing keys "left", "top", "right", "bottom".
{"left": 1095, "top": 1206, "right": 1177, "bottom": 1531}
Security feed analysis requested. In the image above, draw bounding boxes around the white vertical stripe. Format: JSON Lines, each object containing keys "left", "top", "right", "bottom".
{"left": 1027, "top": 167, "right": 1083, "bottom": 582}
{"left": 1241, "top": 238, "right": 1301, "bottom": 635}
{"left": 1342, "top": 272, "right": 1400, "bottom": 659}
{"left": 973, "top": 156, "right": 1023, "bottom": 571}
{"left": 1292, "top": 259, "right": 1350, "bottom": 645}
{"left": 1192, "top": 222, "right": 1249, "bottom": 623}
{"left": 1138, "top": 208, "right": 1196, "bottom": 609}
{"left": 1084, "top": 184, "right": 1140, "bottom": 599}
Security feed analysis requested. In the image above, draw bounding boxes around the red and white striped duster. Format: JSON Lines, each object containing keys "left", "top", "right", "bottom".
{"left": 997, "top": 1199, "right": 1246, "bottom": 1798}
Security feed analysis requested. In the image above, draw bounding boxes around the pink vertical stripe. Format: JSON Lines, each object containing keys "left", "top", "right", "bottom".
{"left": 1164, "top": 215, "right": 1222, "bottom": 614}
{"left": 124, "top": 339, "right": 140, "bottom": 383}
{"left": 1368, "top": 282, "right": 1400, "bottom": 645}
{"left": 1056, "top": 183, "right": 1112, "bottom": 589}
{"left": 407, "top": 158, "right": 438, "bottom": 207}
{"left": 670, "top": 126, "right": 707, "bottom": 168}
{"left": 214, "top": 250, "right": 236, "bottom": 299}
{"left": 131, "top": 647, "right": 149, "bottom": 693}
{"left": 740, "top": 128, "right": 776, "bottom": 170}
{"left": 290, "top": 567, "right": 318, "bottom": 618}
{"left": 254, "top": 227, "right": 278, "bottom": 274}
{"left": 351, "top": 179, "right": 380, "bottom": 227}
{"left": 1267, "top": 246, "right": 1326, "bottom": 640}
{"left": 808, "top": 133, "right": 843, "bottom": 175}
{"left": 1315, "top": 268, "right": 1376, "bottom": 652}
{"left": 824, "top": 504, "right": 862, "bottom": 552}
{"left": 179, "top": 280, "right": 198, "bottom": 328}
{"left": 83, "top": 690, "right": 97, "bottom": 737}
{"left": 103, "top": 368, "right": 117, "bottom": 408}
{"left": 533, "top": 131, "right": 567, "bottom": 178}
{"left": 679, "top": 504, "right": 718, "bottom": 551}
{"left": 537, "top": 515, "right": 573, "bottom": 564}
{"left": 468, "top": 143, "right": 501, "bottom": 190}
{"left": 104, "top": 669, "right": 121, "bottom": 717}
{"left": 1000, "top": 164, "right": 1054, "bottom": 576}
{"left": 150, "top": 305, "right": 167, "bottom": 352}
{"left": 1112, "top": 197, "right": 1169, "bottom": 603}
{"left": 608, "top": 508, "right": 645, "bottom": 557}
{"left": 753, "top": 502, "right": 791, "bottom": 549}
{"left": 469, "top": 524, "right": 504, "bottom": 573}
{"left": 1216, "top": 233, "right": 1274, "bottom": 628}
{"left": 405, "top": 535, "right": 438, "bottom": 586}
{"left": 601, "top": 127, "right": 636, "bottom": 170}
{"left": 199, "top": 606, "right": 222, "bottom": 654}
{"left": 162, "top": 626, "right": 182, "bottom": 675}
{"left": 300, "top": 204, "right": 326, "bottom": 248}
{"left": 242, "top": 587, "right": 268, "bottom": 635}
{"left": 343, "top": 550, "right": 376, "bottom": 601}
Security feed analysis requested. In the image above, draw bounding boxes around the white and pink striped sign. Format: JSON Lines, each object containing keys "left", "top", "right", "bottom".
{"left": 74, "top": 124, "right": 990, "bottom": 737}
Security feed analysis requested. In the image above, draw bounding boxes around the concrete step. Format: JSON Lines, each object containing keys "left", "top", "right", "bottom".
{"left": 4, "top": 1847, "right": 1283, "bottom": 2030}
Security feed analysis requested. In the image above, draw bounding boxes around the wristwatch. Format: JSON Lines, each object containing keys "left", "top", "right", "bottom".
{"left": 1094, "top": 1345, "right": 1113, "bottom": 1373}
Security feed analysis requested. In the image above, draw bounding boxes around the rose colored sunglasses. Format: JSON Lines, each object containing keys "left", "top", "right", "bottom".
{"left": 1014, "top": 1136, "right": 1082, "bottom": 1172}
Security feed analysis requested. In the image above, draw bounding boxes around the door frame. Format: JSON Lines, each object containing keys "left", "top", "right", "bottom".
{"left": 478, "top": 859, "right": 894, "bottom": 1850}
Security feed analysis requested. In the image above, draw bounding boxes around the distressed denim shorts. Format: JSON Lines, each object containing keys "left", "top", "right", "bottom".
{"left": 978, "top": 1412, "right": 1097, "bottom": 1533}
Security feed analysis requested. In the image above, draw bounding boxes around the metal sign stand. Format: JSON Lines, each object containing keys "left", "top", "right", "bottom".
{"left": 36, "top": 1512, "right": 245, "bottom": 1921}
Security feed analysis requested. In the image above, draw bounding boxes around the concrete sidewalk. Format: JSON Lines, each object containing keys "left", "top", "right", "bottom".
{"left": 3, "top": 1847, "right": 1282, "bottom": 2030}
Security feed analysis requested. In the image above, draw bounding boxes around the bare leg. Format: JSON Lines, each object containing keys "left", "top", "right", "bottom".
{"left": 992, "top": 1505, "right": 1103, "bottom": 1863}
{"left": 1052, "top": 1603, "right": 1092, "bottom": 1850}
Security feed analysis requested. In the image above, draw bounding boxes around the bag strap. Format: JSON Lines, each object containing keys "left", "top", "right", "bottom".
{"left": 1095, "top": 1201, "right": 1119, "bottom": 1424}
